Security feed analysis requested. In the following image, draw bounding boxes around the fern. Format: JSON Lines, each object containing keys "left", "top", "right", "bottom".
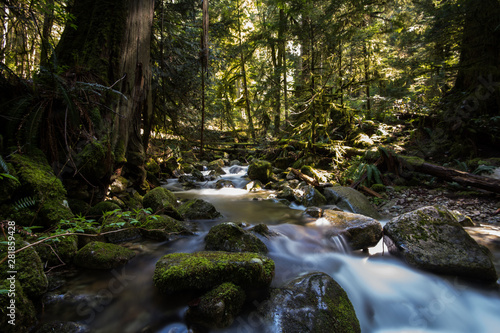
{"left": 472, "top": 165, "right": 496, "bottom": 175}
{"left": 0, "top": 155, "right": 19, "bottom": 183}
{"left": 0, "top": 155, "right": 8, "bottom": 173}
{"left": 14, "top": 197, "right": 37, "bottom": 211}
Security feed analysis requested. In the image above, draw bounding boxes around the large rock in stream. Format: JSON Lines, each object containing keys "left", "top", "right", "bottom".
{"left": 74, "top": 241, "right": 136, "bottom": 270}
{"left": 383, "top": 206, "right": 497, "bottom": 282}
{"left": 205, "top": 222, "right": 268, "bottom": 254}
{"left": 178, "top": 198, "right": 221, "bottom": 220}
{"left": 307, "top": 209, "right": 383, "bottom": 251}
{"left": 153, "top": 251, "right": 274, "bottom": 294}
{"left": 322, "top": 186, "right": 382, "bottom": 220}
{"left": 248, "top": 160, "right": 272, "bottom": 183}
{"left": 258, "top": 272, "right": 361, "bottom": 333}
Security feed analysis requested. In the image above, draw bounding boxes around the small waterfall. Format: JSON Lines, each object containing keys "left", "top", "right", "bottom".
{"left": 331, "top": 234, "right": 350, "bottom": 254}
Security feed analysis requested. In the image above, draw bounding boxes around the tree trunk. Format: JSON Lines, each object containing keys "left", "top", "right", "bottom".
{"left": 40, "top": 0, "right": 54, "bottom": 66}
{"left": 402, "top": 157, "right": 500, "bottom": 194}
{"left": 55, "top": 0, "right": 154, "bottom": 191}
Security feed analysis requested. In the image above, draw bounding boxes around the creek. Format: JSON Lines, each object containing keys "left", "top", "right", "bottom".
{"left": 41, "top": 166, "right": 500, "bottom": 333}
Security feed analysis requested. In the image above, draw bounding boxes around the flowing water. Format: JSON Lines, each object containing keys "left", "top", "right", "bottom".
{"left": 40, "top": 166, "right": 500, "bottom": 333}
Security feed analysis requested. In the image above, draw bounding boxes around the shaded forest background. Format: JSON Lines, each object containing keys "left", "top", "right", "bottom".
{"left": 1, "top": 0, "right": 499, "bottom": 199}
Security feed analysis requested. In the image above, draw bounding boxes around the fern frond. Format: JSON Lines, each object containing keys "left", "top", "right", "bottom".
{"left": 14, "top": 197, "right": 37, "bottom": 211}
{"left": 0, "top": 155, "right": 8, "bottom": 173}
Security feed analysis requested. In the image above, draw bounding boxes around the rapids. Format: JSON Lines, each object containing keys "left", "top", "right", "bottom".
{"left": 40, "top": 166, "right": 500, "bottom": 333}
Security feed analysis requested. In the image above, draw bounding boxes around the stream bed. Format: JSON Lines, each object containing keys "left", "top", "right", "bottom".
{"left": 40, "top": 167, "right": 500, "bottom": 333}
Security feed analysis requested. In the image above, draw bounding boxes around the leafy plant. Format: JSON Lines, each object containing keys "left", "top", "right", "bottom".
{"left": 13, "top": 196, "right": 37, "bottom": 211}
{"left": 0, "top": 155, "right": 19, "bottom": 183}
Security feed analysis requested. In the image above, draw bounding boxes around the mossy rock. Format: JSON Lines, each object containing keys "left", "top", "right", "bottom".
{"left": 35, "top": 235, "right": 78, "bottom": 266}
{"left": 294, "top": 185, "right": 327, "bottom": 207}
{"left": 87, "top": 201, "right": 121, "bottom": 219}
{"left": 322, "top": 186, "right": 382, "bottom": 220}
{"left": 0, "top": 280, "right": 37, "bottom": 333}
{"left": 67, "top": 199, "right": 91, "bottom": 216}
{"left": 145, "top": 158, "right": 161, "bottom": 174}
{"left": 0, "top": 163, "right": 20, "bottom": 203}
{"left": 384, "top": 206, "right": 497, "bottom": 282}
{"left": 10, "top": 150, "right": 73, "bottom": 227}
{"left": 100, "top": 215, "right": 141, "bottom": 243}
{"left": 186, "top": 282, "right": 246, "bottom": 329}
{"left": 74, "top": 241, "right": 135, "bottom": 269}
{"left": 259, "top": 272, "right": 361, "bottom": 333}
{"left": 143, "top": 187, "right": 181, "bottom": 219}
{"left": 153, "top": 251, "right": 274, "bottom": 294}
{"left": 0, "top": 238, "right": 48, "bottom": 298}
{"left": 178, "top": 198, "right": 221, "bottom": 220}
{"left": 75, "top": 141, "right": 110, "bottom": 180}
{"left": 140, "top": 215, "right": 191, "bottom": 241}
{"left": 207, "top": 159, "right": 225, "bottom": 170}
{"left": 248, "top": 160, "right": 272, "bottom": 183}
{"left": 205, "top": 222, "right": 268, "bottom": 254}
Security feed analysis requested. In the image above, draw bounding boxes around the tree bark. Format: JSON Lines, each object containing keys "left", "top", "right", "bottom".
{"left": 55, "top": 0, "right": 154, "bottom": 191}
{"left": 403, "top": 157, "right": 500, "bottom": 194}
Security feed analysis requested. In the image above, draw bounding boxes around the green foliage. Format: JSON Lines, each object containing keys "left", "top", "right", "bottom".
{"left": 342, "top": 158, "right": 383, "bottom": 187}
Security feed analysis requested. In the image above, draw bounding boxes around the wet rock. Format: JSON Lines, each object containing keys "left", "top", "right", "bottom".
{"left": 322, "top": 186, "right": 382, "bottom": 220}
{"left": 35, "top": 235, "right": 78, "bottom": 266}
{"left": 250, "top": 224, "right": 279, "bottom": 238}
{"left": 185, "top": 282, "right": 246, "bottom": 329}
{"left": 304, "top": 206, "right": 323, "bottom": 218}
{"left": 0, "top": 239, "right": 48, "bottom": 298}
{"left": 153, "top": 251, "right": 274, "bottom": 294}
{"left": 74, "top": 241, "right": 135, "bottom": 270}
{"left": 449, "top": 210, "right": 475, "bottom": 227}
{"left": 178, "top": 198, "right": 221, "bottom": 220}
{"left": 259, "top": 272, "right": 361, "bottom": 333}
{"left": 229, "top": 165, "right": 244, "bottom": 174}
{"left": 10, "top": 149, "right": 73, "bottom": 227}
{"left": 0, "top": 280, "right": 37, "bottom": 333}
{"left": 383, "top": 206, "right": 497, "bottom": 282}
{"left": 208, "top": 159, "right": 226, "bottom": 170}
{"left": 215, "top": 179, "right": 235, "bottom": 189}
{"left": 101, "top": 215, "right": 141, "bottom": 244}
{"left": 140, "top": 215, "right": 192, "bottom": 241}
{"left": 276, "top": 185, "right": 295, "bottom": 201}
{"left": 205, "top": 222, "right": 268, "bottom": 254}
{"left": 109, "top": 176, "right": 128, "bottom": 195}
{"left": 248, "top": 160, "right": 272, "bottom": 183}
{"left": 35, "top": 321, "right": 91, "bottom": 333}
{"left": 245, "top": 180, "right": 263, "bottom": 192}
{"left": 308, "top": 210, "right": 383, "bottom": 250}
{"left": 88, "top": 201, "right": 121, "bottom": 219}
{"left": 143, "top": 187, "right": 182, "bottom": 219}
{"left": 294, "top": 185, "right": 327, "bottom": 207}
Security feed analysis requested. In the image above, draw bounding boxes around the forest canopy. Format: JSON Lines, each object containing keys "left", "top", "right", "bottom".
{"left": 0, "top": 0, "right": 499, "bottom": 196}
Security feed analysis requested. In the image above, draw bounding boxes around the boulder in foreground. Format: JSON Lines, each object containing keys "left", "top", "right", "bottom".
{"left": 383, "top": 206, "right": 497, "bottom": 282}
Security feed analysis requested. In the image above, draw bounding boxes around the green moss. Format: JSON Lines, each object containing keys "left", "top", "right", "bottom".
{"left": 205, "top": 222, "right": 268, "bottom": 254}
{"left": 88, "top": 201, "right": 121, "bottom": 219}
{"left": 76, "top": 141, "right": 110, "bottom": 180}
{"left": 140, "top": 215, "right": 190, "bottom": 241}
{"left": 248, "top": 160, "right": 272, "bottom": 183}
{"left": 178, "top": 198, "right": 221, "bottom": 220}
{"left": 145, "top": 158, "right": 161, "bottom": 174}
{"left": 0, "top": 238, "right": 48, "bottom": 298}
{"left": 143, "top": 187, "right": 178, "bottom": 212}
{"left": 153, "top": 251, "right": 274, "bottom": 294}
{"left": 35, "top": 235, "right": 78, "bottom": 266}
{"left": 186, "top": 282, "right": 246, "bottom": 328}
{"left": 74, "top": 241, "right": 135, "bottom": 269}
{"left": 0, "top": 280, "right": 37, "bottom": 333}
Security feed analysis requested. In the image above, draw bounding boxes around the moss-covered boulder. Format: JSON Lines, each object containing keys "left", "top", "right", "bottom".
{"left": 307, "top": 210, "right": 383, "bottom": 251}
{"left": 10, "top": 150, "right": 73, "bottom": 227}
{"left": 0, "top": 163, "right": 19, "bottom": 204}
{"left": 0, "top": 280, "right": 37, "bottom": 333}
{"left": 207, "top": 159, "right": 225, "bottom": 170}
{"left": 143, "top": 187, "right": 181, "bottom": 219}
{"left": 322, "top": 186, "right": 382, "bottom": 220}
{"left": 35, "top": 235, "right": 78, "bottom": 266}
{"left": 178, "top": 198, "right": 221, "bottom": 220}
{"left": 153, "top": 251, "right": 274, "bottom": 294}
{"left": 248, "top": 160, "right": 272, "bottom": 183}
{"left": 140, "top": 215, "right": 192, "bottom": 241}
{"left": 0, "top": 238, "right": 48, "bottom": 298}
{"left": 205, "top": 222, "right": 268, "bottom": 254}
{"left": 74, "top": 241, "right": 135, "bottom": 269}
{"left": 384, "top": 206, "right": 497, "bottom": 282}
{"left": 75, "top": 140, "right": 110, "bottom": 181}
{"left": 186, "top": 282, "right": 246, "bottom": 329}
{"left": 259, "top": 272, "right": 360, "bottom": 333}
{"left": 87, "top": 201, "right": 121, "bottom": 219}
{"left": 294, "top": 185, "right": 327, "bottom": 207}
{"left": 100, "top": 214, "right": 141, "bottom": 243}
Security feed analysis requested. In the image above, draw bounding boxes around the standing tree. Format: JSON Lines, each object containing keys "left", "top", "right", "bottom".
{"left": 54, "top": 0, "right": 154, "bottom": 195}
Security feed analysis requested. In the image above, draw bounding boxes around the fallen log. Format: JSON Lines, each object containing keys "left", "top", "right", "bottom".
{"left": 290, "top": 168, "right": 320, "bottom": 187}
{"left": 401, "top": 156, "right": 500, "bottom": 194}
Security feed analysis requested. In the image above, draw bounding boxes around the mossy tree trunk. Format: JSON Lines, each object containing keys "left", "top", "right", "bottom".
{"left": 55, "top": 0, "right": 154, "bottom": 192}
{"left": 442, "top": 0, "right": 500, "bottom": 148}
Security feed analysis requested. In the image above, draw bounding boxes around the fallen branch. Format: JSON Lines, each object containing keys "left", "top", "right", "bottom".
{"left": 291, "top": 168, "right": 320, "bottom": 187}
